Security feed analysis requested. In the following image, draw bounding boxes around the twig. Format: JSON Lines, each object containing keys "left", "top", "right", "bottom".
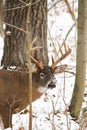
{"left": 26, "top": 0, "right": 32, "bottom": 129}
{"left": 48, "top": 0, "right": 62, "bottom": 11}
{"left": 3, "top": 0, "right": 40, "bottom": 12}
{"left": 60, "top": 21, "right": 76, "bottom": 51}
{"left": 48, "top": 27, "right": 58, "bottom": 58}
{"left": 30, "top": 46, "right": 42, "bottom": 51}
{"left": 3, "top": 22, "right": 26, "bottom": 33}
{"left": 51, "top": 100, "right": 56, "bottom": 130}
{"left": 64, "top": 0, "right": 76, "bottom": 21}
{"left": 3, "top": 22, "right": 42, "bottom": 53}
{"left": 19, "top": 0, "right": 27, "bottom": 5}
{"left": 65, "top": 70, "right": 76, "bottom": 76}
{"left": 6, "top": 95, "right": 22, "bottom": 128}
{"left": 63, "top": 22, "right": 76, "bottom": 42}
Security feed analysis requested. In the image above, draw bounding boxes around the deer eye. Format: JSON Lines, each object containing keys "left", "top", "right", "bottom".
{"left": 40, "top": 73, "right": 45, "bottom": 79}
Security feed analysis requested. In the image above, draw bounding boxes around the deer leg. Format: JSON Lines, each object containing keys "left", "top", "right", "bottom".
{"left": 0, "top": 106, "right": 12, "bottom": 129}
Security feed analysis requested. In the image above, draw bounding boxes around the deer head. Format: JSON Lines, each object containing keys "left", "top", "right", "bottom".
{"left": 31, "top": 42, "right": 71, "bottom": 89}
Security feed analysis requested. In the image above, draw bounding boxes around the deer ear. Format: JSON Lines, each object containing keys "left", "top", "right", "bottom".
{"left": 54, "top": 64, "right": 67, "bottom": 74}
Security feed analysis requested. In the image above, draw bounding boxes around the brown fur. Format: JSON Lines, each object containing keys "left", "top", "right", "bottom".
{"left": 0, "top": 64, "right": 67, "bottom": 128}
{"left": 0, "top": 67, "right": 53, "bottom": 128}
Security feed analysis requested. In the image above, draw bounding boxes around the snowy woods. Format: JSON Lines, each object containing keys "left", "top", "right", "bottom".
{"left": 0, "top": 0, "right": 87, "bottom": 130}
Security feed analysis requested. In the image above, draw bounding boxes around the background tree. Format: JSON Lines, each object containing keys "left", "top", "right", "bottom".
{"left": 69, "top": 0, "right": 87, "bottom": 119}
{"left": 0, "top": 0, "right": 3, "bottom": 35}
{"left": 1, "top": 0, "right": 48, "bottom": 69}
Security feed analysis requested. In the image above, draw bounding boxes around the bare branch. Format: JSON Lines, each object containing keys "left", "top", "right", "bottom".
{"left": 48, "top": 0, "right": 62, "bottom": 11}
{"left": 3, "top": 22, "right": 26, "bottom": 33}
{"left": 64, "top": 21, "right": 76, "bottom": 42}
{"left": 3, "top": 0, "right": 40, "bottom": 12}
{"left": 64, "top": 0, "right": 76, "bottom": 21}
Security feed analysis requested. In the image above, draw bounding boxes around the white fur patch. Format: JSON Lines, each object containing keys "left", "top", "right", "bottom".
{"left": 38, "top": 87, "right": 48, "bottom": 93}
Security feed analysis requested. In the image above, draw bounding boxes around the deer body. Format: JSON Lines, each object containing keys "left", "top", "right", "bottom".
{"left": 0, "top": 42, "right": 71, "bottom": 128}
{"left": 0, "top": 67, "right": 54, "bottom": 128}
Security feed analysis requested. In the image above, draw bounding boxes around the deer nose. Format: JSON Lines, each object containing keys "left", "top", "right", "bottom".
{"left": 48, "top": 77, "right": 56, "bottom": 89}
{"left": 48, "top": 81, "right": 56, "bottom": 89}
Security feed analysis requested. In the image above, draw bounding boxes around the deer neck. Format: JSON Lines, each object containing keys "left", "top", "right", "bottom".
{"left": 32, "top": 86, "right": 42, "bottom": 101}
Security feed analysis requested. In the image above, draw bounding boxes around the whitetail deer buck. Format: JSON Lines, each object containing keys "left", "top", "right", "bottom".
{"left": 0, "top": 43, "right": 71, "bottom": 129}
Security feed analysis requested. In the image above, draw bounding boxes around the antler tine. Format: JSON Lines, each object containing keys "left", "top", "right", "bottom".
{"left": 58, "top": 42, "right": 63, "bottom": 55}
{"left": 52, "top": 56, "right": 55, "bottom": 64}
{"left": 52, "top": 43, "right": 71, "bottom": 69}
{"left": 30, "top": 56, "right": 44, "bottom": 70}
{"left": 64, "top": 41, "right": 68, "bottom": 52}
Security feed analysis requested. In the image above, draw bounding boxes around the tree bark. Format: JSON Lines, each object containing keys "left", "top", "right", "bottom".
{"left": 0, "top": 0, "right": 3, "bottom": 35}
{"left": 2, "top": 0, "right": 28, "bottom": 69}
{"left": 69, "top": 0, "right": 87, "bottom": 119}
{"left": 30, "top": 0, "right": 48, "bottom": 65}
{"left": 1, "top": 0, "right": 48, "bottom": 69}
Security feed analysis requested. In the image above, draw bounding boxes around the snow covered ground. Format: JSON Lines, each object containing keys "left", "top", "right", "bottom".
{"left": 0, "top": 0, "right": 87, "bottom": 130}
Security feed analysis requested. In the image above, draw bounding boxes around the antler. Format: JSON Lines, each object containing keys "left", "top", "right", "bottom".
{"left": 30, "top": 56, "right": 44, "bottom": 70}
{"left": 52, "top": 42, "right": 71, "bottom": 69}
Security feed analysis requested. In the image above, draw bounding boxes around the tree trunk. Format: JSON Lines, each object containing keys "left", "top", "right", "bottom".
{"left": 1, "top": 0, "right": 48, "bottom": 69}
{"left": 0, "top": 0, "right": 3, "bottom": 35}
{"left": 30, "top": 0, "right": 48, "bottom": 65}
{"left": 2, "top": 0, "right": 28, "bottom": 69}
{"left": 69, "top": 0, "right": 87, "bottom": 119}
